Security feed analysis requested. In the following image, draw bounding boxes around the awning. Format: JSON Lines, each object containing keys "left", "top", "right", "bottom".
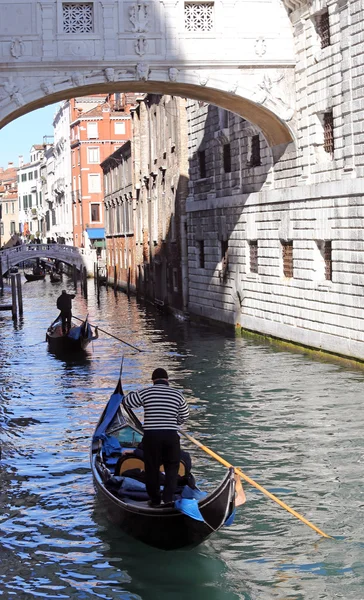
{"left": 86, "top": 228, "right": 105, "bottom": 240}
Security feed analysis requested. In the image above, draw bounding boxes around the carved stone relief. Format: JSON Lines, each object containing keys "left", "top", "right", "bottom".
{"left": 129, "top": 3, "right": 150, "bottom": 33}
{"left": 134, "top": 37, "right": 148, "bottom": 56}
{"left": 198, "top": 71, "right": 210, "bottom": 86}
{"left": 10, "top": 38, "right": 25, "bottom": 59}
{"left": 104, "top": 67, "right": 115, "bottom": 82}
{"left": 71, "top": 72, "right": 85, "bottom": 87}
{"left": 40, "top": 80, "right": 55, "bottom": 95}
{"left": 253, "top": 72, "right": 294, "bottom": 121}
{"left": 1, "top": 78, "right": 24, "bottom": 107}
{"left": 136, "top": 62, "right": 150, "bottom": 81}
{"left": 169, "top": 67, "right": 179, "bottom": 82}
{"left": 254, "top": 37, "right": 266, "bottom": 57}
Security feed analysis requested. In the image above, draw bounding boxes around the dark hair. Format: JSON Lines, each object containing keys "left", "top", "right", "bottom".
{"left": 152, "top": 368, "right": 168, "bottom": 381}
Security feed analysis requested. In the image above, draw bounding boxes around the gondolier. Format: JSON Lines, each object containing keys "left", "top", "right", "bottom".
{"left": 56, "top": 289, "right": 75, "bottom": 335}
{"left": 123, "top": 368, "right": 189, "bottom": 507}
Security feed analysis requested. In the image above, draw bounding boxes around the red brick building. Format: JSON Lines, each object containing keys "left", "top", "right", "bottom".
{"left": 70, "top": 93, "right": 137, "bottom": 249}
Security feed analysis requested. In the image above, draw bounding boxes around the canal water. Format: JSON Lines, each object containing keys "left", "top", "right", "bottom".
{"left": 1, "top": 276, "right": 364, "bottom": 600}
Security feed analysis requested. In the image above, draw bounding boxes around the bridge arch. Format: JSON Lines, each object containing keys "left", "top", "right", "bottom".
{"left": 0, "top": 244, "right": 87, "bottom": 277}
{"left": 0, "top": 0, "right": 297, "bottom": 149}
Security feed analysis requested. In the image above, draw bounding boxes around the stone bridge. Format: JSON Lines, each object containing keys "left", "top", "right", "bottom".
{"left": 0, "top": 244, "right": 88, "bottom": 276}
{"left": 0, "top": 0, "right": 302, "bottom": 152}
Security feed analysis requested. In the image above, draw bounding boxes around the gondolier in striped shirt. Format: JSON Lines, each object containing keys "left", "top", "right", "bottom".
{"left": 123, "top": 368, "right": 189, "bottom": 507}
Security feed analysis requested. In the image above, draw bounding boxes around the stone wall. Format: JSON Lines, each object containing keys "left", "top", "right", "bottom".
{"left": 186, "top": 0, "right": 364, "bottom": 362}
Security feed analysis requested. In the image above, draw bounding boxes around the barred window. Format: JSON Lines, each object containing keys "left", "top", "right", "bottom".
{"left": 198, "top": 240, "right": 205, "bottom": 268}
{"left": 323, "top": 241, "right": 332, "bottom": 280}
{"left": 223, "top": 144, "right": 231, "bottom": 173}
{"left": 198, "top": 150, "right": 206, "bottom": 178}
{"left": 323, "top": 111, "right": 334, "bottom": 156}
{"left": 316, "top": 10, "right": 330, "bottom": 49}
{"left": 249, "top": 240, "right": 258, "bottom": 274}
{"left": 63, "top": 3, "right": 93, "bottom": 34}
{"left": 185, "top": 2, "right": 214, "bottom": 32}
{"left": 249, "top": 135, "right": 261, "bottom": 167}
{"left": 282, "top": 240, "right": 293, "bottom": 278}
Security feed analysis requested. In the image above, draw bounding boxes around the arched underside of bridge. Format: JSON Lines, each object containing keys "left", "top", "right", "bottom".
{"left": 0, "top": 247, "right": 85, "bottom": 276}
{"left": 0, "top": 75, "right": 295, "bottom": 150}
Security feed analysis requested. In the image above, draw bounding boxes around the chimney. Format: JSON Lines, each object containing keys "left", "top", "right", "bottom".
{"left": 18, "top": 155, "right": 23, "bottom": 167}
{"left": 8, "top": 161, "right": 13, "bottom": 168}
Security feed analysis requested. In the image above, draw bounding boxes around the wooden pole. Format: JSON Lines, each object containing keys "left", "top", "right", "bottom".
{"left": 114, "top": 265, "right": 117, "bottom": 294}
{"left": 83, "top": 266, "right": 88, "bottom": 298}
{"left": 0, "top": 256, "right": 3, "bottom": 294}
{"left": 16, "top": 273, "right": 23, "bottom": 315}
{"left": 10, "top": 275, "right": 17, "bottom": 320}
{"left": 127, "top": 267, "right": 131, "bottom": 299}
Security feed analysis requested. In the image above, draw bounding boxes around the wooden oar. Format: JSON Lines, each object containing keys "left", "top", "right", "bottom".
{"left": 73, "top": 316, "right": 143, "bottom": 352}
{"left": 180, "top": 430, "right": 332, "bottom": 539}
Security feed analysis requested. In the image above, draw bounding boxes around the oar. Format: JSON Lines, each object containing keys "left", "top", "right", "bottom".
{"left": 180, "top": 430, "right": 332, "bottom": 539}
{"left": 73, "top": 316, "right": 143, "bottom": 352}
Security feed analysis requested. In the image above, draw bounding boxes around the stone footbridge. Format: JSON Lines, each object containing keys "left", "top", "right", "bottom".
{"left": 0, "top": 244, "right": 89, "bottom": 276}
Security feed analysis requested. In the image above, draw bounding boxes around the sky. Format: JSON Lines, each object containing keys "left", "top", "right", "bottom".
{"left": 0, "top": 103, "right": 59, "bottom": 168}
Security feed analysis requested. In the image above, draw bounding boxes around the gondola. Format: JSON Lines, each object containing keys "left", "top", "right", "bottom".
{"left": 24, "top": 271, "right": 45, "bottom": 282}
{"left": 50, "top": 271, "right": 62, "bottom": 283}
{"left": 90, "top": 376, "right": 239, "bottom": 550}
{"left": 46, "top": 315, "right": 98, "bottom": 353}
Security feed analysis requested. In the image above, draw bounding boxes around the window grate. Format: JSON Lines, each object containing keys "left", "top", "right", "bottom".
{"left": 317, "top": 11, "right": 330, "bottom": 49}
{"left": 223, "top": 144, "right": 231, "bottom": 173}
{"left": 324, "top": 240, "right": 332, "bottom": 280}
{"left": 250, "top": 135, "right": 261, "bottom": 167}
{"left": 185, "top": 2, "right": 214, "bottom": 32}
{"left": 249, "top": 240, "right": 258, "bottom": 274}
{"left": 282, "top": 240, "right": 293, "bottom": 278}
{"left": 323, "top": 111, "right": 334, "bottom": 156}
{"left": 63, "top": 3, "right": 93, "bottom": 34}
{"left": 198, "top": 150, "right": 206, "bottom": 178}
{"left": 198, "top": 240, "right": 205, "bottom": 268}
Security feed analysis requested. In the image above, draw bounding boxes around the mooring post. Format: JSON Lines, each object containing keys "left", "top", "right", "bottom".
{"left": 83, "top": 267, "right": 88, "bottom": 298}
{"left": 73, "top": 265, "right": 78, "bottom": 288}
{"left": 127, "top": 267, "right": 131, "bottom": 299}
{"left": 11, "top": 275, "right": 17, "bottom": 320}
{"left": 16, "top": 273, "right": 23, "bottom": 315}
{"left": 114, "top": 265, "right": 117, "bottom": 294}
{"left": 0, "top": 256, "right": 3, "bottom": 295}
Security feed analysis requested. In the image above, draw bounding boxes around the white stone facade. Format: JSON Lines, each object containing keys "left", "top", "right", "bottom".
{"left": 52, "top": 101, "right": 73, "bottom": 244}
{"left": 186, "top": 0, "right": 364, "bottom": 362}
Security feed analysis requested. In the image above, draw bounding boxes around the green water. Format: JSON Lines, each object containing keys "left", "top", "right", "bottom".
{"left": 0, "top": 279, "right": 364, "bottom": 599}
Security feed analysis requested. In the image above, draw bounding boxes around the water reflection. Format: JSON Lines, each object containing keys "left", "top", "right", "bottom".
{"left": 1, "top": 277, "right": 364, "bottom": 599}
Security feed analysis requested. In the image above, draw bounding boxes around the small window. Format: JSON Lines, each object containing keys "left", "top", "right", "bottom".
{"left": 91, "top": 203, "right": 100, "bottom": 222}
{"left": 198, "top": 240, "right": 205, "bottom": 268}
{"left": 281, "top": 240, "right": 293, "bottom": 278}
{"left": 316, "top": 10, "right": 330, "bottom": 49}
{"left": 87, "top": 147, "right": 100, "bottom": 164}
{"left": 223, "top": 144, "right": 231, "bottom": 173}
{"left": 114, "top": 122, "right": 126, "bottom": 135}
{"left": 21, "top": 173, "right": 26, "bottom": 182}
{"left": 34, "top": 170, "right": 38, "bottom": 179}
{"left": 172, "top": 268, "right": 178, "bottom": 292}
{"left": 249, "top": 135, "right": 261, "bottom": 167}
{"left": 249, "top": 240, "right": 258, "bottom": 274}
{"left": 28, "top": 172, "right": 33, "bottom": 180}
{"left": 87, "top": 122, "right": 98, "bottom": 139}
{"left": 323, "top": 241, "right": 332, "bottom": 280}
{"left": 62, "top": 2, "right": 93, "bottom": 34}
{"left": 88, "top": 173, "right": 101, "bottom": 193}
{"left": 323, "top": 111, "right": 334, "bottom": 156}
{"left": 10, "top": 221, "right": 16, "bottom": 234}
{"left": 198, "top": 150, "right": 206, "bottom": 178}
{"left": 185, "top": 2, "right": 214, "bottom": 32}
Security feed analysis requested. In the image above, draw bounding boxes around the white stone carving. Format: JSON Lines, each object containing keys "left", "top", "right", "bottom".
{"left": 136, "top": 63, "right": 150, "bottom": 80}
{"left": 63, "top": 2, "right": 93, "bottom": 34}
{"left": 229, "top": 80, "right": 239, "bottom": 94}
{"left": 40, "top": 80, "right": 55, "bottom": 95}
{"left": 1, "top": 78, "right": 24, "bottom": 107}
{"left": 71, "top": 71, "right": 85, "bottom": 87}
{"left": 254, "top": 72, "right": 294, "bottom": 121}
{"left": 254, "top": 37, "right": 266, "bottom": 57}
{"left": 169, "top": 67, "right": 179, "bottom": 82}
{"left": 10, "top": 38, "right": 25, "bottom": 59}
{"left": 129, "top": 3, "right": 150, "bottom": 33}
{"left": 185, "top": 2, "right": 214, "bottom": 32}
{"left": 104, "top": 67, "right": 115, "bottom": 82}
{"left": 198, "top": 71, "right": 209, "bottom": 86}
{"left": 134, "top": 37, "right": 148, "bottom": 56}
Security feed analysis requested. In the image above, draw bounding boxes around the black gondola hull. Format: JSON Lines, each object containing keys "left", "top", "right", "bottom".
{"left": 24, "top": 273, "right": 45, "bottom": 281}
{"left": 91, "top": 454, "right": 235, "bottom": 550}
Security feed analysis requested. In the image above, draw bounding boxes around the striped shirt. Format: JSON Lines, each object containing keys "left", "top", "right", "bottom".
{"left": 123, "top": 382, "right": 189, "bottom": 431}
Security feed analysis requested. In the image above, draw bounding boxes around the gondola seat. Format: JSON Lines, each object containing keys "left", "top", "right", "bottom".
{"left": 116, "top": 455, "right": 187, "bottom": 477}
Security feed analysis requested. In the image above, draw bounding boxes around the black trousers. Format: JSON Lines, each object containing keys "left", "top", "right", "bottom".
{"left": 60, "top": 310, "right": 72, "bottom": 334}
{"left": 142, "top": 430, "right": 180, "bottom": 504}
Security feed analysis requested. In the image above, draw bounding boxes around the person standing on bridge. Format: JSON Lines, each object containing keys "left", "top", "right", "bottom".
{"left": 56, "top": 289, "right": 75, "bottom": 335}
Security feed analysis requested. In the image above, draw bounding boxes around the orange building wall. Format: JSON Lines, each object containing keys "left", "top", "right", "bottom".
{"left": 69, "top": 94, "right": 135, "bottom": 248}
